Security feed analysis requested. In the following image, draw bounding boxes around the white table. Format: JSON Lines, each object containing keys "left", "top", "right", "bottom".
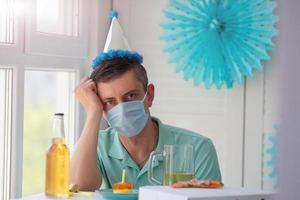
{"left": 14, "top": 187, "right": 276, "bottom": 200}
{"left": 14, "top": 192, "right": 98, "bottom": 200}
{"left": 138, "top": 186, "right": 276, "bottom": 200}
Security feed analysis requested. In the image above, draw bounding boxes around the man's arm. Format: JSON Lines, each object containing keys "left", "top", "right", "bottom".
{"left": 71, "top": 76, "right": 103, "bottom": 191}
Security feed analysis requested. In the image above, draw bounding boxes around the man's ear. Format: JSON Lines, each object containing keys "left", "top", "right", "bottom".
{"left": 146, "top": 83, "right": 155, "bottom": 108}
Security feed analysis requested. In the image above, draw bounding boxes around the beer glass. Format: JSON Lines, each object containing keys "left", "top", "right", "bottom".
{"left": 148, "top": 144, "right": 194, "bottom": 185}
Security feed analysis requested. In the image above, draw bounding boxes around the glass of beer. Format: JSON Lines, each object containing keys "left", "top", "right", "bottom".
{"left": 148, "top": 144, "right": 194, "bottom": 185}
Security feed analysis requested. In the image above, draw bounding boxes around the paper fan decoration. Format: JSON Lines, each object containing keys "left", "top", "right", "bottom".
{"left": 161, "top": 0, "right": 278, "bottom": 89}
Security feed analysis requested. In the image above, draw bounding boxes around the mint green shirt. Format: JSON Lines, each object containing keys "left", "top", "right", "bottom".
{"left": 96, "top": 117, "right": 221, "bottom": 189}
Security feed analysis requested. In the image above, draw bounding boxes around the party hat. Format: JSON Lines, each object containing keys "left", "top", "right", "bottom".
{"left": 104, "top": 10, "right": 131, "bottom": 52}
{"left": 92, "top": 10, "right": 143, "bottom": 69}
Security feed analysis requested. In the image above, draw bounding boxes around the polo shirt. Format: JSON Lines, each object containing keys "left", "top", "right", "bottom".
{"left": 96, "top": 117, "right": 221, "bottom": 189}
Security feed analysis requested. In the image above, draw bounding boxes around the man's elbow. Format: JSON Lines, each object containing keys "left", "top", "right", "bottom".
{"left": 76, "top": 177, "right": 102, "bottom": 192}
{"left": 72, "top": 174, "right": 102, "bottom": 191}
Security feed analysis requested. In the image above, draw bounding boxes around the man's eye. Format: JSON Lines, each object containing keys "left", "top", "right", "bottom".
{"left": 126, "top": 93, "right": 136, "bottom": 100}
{"left": 104, "top": 100, "right": 113, "bottom": 105}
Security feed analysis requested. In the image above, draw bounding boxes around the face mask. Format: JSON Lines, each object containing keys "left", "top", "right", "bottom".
{"left": 105, "top": 92, "right": 149, "bottom": 137}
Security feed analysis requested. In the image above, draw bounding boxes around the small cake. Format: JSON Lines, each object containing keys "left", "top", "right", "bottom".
{"left": 113, "top": 182, "right": 133, "bottom": 194}
{"left": 113, "top": 169, "right": 133, "bottom": 194}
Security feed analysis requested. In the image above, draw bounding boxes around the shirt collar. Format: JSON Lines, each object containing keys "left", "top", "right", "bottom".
{"left": 107, "top": 117, "right": 174, "bottom": 168}
{"left": 108, "top": 129, "right": 125, "bottom": 159}
{"left": 108, "top": 128, "right": 140, "bottom": 170}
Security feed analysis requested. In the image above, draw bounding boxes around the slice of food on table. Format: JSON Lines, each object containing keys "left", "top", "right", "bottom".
{"left": 172, "top": 179, "right": 224, "bottom": 188}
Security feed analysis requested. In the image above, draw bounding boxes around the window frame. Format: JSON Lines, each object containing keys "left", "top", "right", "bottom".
{"left": 0, "top": 0, "right": 14, "bottom": 44}
{"left": 0, "top": 0, "right": 99, "bottom": 198}
{"left": 0, "top": 67, "right": 13, "bottom": 200}
{"left": 0, "top": 0, "right": 24, "bottom": 54}
{"left": 7, "top": 61, "right": 86, "bottom": 199}
{"left": 25, "top": 0, "right": 89, "bottom": 58}
{"left": 0, "top": 0, "right": 110, "bottom": 198}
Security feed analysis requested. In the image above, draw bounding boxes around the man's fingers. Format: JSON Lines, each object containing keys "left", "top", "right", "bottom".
{"left": 86, "top": 81, "right": 97, "bottom": 92}
{"left": 75, "top": 77, "right": 100, "bottom": 99}
{"left": 82, "top": 79, "right": 95, "bottom": 89}
{"left": 90, "top": 82, "right": 97, "bottom": 92}
{"left": 79, "top": 76, "right": 89, "bottom": 84}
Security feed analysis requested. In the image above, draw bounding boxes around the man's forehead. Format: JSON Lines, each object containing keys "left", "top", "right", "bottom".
{"left": 97, "top": 70, "right": 144, "bottom": 98}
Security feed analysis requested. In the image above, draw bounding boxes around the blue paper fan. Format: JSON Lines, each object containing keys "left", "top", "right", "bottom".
{"left": 161, "top": 0, "right": 278, "bottom": 89}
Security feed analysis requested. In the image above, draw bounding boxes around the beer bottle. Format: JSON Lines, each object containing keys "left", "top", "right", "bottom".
{"left": 45, "top": 113, "right": 70, "bottom": 197}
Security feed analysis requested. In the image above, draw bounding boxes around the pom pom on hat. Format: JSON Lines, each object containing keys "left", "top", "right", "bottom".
{"left": 109, "top": 10, "right": 119, "bottom": 19}
{"left": 92, "top": 49, "right": 143, "bottom": 69}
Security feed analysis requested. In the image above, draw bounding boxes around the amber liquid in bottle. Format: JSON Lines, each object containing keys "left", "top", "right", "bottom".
{"left": 45, "top": 113, "right": 70, "bottom": 197}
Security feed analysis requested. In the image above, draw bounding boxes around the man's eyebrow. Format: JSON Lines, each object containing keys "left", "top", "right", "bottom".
{"left": 101, "top": 89, "right": 140, "bottom": 101}
{"left": 122, "top": 89, "right": 139, "bottom": 97}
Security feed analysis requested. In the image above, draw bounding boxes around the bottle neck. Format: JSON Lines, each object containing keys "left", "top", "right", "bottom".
{"left": 52, "top": 137, "right": 65, "bottom": 144}
{"left": 53, "top": 115, "right": 65, "bottom": 139}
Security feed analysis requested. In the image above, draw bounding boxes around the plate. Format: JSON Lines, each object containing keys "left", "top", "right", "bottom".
{"left": 95, "top": 189, "right": 138, "bottom": 200}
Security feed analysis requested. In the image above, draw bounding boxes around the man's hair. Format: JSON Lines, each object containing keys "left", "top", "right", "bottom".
{"left": 90, "top": 57, "right": 148, "bottom": 91}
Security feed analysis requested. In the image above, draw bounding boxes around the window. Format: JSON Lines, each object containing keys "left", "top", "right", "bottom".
{"left": 22, "top": 70, "right": 76, "bottom": 196}
{"left": 0, "top": 68, "right": 13, "bottom": 200}
{"left": 36, "top": 0, "right": 79, "bottom": 37}
{"left": 0, "top": 0, "right": 14, "bottom": 44}
{"left": 26, "top": 0, "right": 88, "bottom": 57}
{"left": 0, "top": 0, "right": 94, "bottom": 199}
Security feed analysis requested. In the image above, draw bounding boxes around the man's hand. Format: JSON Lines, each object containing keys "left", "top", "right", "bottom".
{"left": 74, "top": 76, "right": 103, "bottom": 116}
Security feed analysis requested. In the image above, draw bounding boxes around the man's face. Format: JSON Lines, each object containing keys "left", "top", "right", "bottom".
{"left": 97, "top": 69, "right": 154, "bottom": 112}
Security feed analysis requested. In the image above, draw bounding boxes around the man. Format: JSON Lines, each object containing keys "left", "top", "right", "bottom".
{"left": 71, "top": 49, "right": 221, "bottom": 191}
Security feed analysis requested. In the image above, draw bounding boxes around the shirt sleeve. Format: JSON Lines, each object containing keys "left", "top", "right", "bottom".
{"left": 194, "top": 138, "right": 222, "bottom": 181}
{"left": 96, "top": 154, "right": 110, "bottom": 189}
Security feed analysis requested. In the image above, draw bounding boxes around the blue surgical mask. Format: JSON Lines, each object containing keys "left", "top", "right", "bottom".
{"left": 105, "top": 92, "right": 149, "bottom": 137}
